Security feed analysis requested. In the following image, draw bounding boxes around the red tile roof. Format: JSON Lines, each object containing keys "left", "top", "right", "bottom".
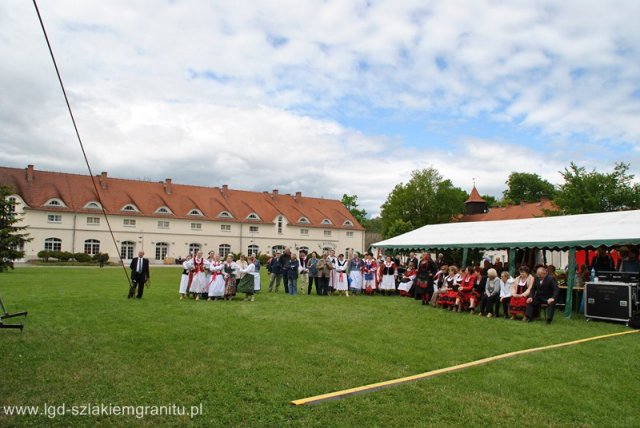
{"left": 465, "top": 186, "right": 486, "bottom": 204}
{"left": 0, "top": 165, "right": 364, "bottom": 230}
{"left": 459, "top": 199, "right": 558, "bottom": 222}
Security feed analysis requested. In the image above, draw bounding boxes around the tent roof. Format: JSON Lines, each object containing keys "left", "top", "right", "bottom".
{"left": 371, "top": 210, "right": 640, "bottom": 251}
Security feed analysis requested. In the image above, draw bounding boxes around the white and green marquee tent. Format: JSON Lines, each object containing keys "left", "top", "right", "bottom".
{"left": 371, "top": 209, "right": 640, "bottom": 317}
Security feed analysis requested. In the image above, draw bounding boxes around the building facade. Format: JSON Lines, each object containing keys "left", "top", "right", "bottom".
{"left": 1, "top": 165, "right": 365, "bottom": 263}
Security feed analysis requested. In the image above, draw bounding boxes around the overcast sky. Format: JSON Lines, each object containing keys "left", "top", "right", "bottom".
{"left": 1, "top": 1, "right": 639, "bottom": 216}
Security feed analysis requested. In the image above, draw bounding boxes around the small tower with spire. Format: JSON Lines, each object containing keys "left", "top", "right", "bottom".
{"left": 465, "top": 179, "right": 488, "bottom": 215}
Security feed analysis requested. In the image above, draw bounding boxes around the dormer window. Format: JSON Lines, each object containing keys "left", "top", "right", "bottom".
{"left": 188, "top": 209, "right": 204, "bottom": 216}
{"left": 121, "top": 204, "right": 139, "bottom": 212}
{"left": 321, "top": 218, "right": 332, "bottom": 225}
{"left": 343, "top": 220, "right": 354, "bottom": 227}
{"left": 155, "top": 206, "right": 172, "bottom": 215}
{"left": 84, "top": 201, "right": 102, "bottom": 210}
{"left": 44, "top": 198, "right": 66, "bottom": 207}
{"left": 298, "top": 217, "right": 310, "bottom": 224}
{"left": 218, "top": 211, "right": 233, "bottom": 218}
{"left": 246, "top": 213, "right": 260, "bottom": 220}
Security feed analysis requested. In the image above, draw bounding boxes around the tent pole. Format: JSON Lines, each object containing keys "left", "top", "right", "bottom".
{"left": 564, "top": 247, "right": 576, "bottom": 318}
{"left": 462, "top": 248, "right": 469, "bottom": 267}
{"left": 508, "top": 249, "right": 516, "bottom": 277}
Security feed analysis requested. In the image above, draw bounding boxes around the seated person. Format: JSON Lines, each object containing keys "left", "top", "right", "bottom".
{"left": 438, "top": 265, "right": 460, "bottom": 309}
{"left": 525, "top": 266, "right": 560, "bottom": 324}
{"left": 478, "top": 268, "right": 501, "bottom": 317}
{"left": 398, "top": 263, "right": 417, "bottom": 297}
{"left": 509, "top": 266, "right": 534, "bottom": 320}
{"left": 499, "top": 271, "right": 514, "bottom": 319}
{"left": 430, "top": 264, "right": 449, "bottom": 306}
{"left": 455, "top": 266, "right": 478, "bottom": 313}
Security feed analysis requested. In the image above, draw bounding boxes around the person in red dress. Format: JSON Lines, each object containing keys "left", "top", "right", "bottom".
{"left": 456, "top": 266, "right": 478, "bottom": 313}
{"left": 438, "top": 265, "right": 461, "bottom": 309}
{"left": 509, "top": 265, "right": 534, "bottom": 319}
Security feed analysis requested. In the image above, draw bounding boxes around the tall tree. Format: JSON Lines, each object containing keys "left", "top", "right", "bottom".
{"left": 503, "top": 172, "right": 556, "bottom": 204}
{"left": 380, "top": 168, "right": 468, "bottom": 239}
{"left": 341, "top": 194, "right": 367, "bottom": 225}
{"left": 554, "top": 162, "right": 640, "bottom": 214}
{"left": 362, "top": 216, "right": 382, "bottom": 233}
{"left": 1, "top": 185, "right": 31, "bottom": 271}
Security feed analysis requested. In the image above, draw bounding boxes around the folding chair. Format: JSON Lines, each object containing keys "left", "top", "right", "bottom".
{"left": 0, "top": 296, "right": 28, "bottom": 331}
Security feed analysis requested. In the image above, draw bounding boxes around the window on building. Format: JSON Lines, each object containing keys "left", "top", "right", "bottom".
{"left": 298, "top": 217, "right": 310, "bottom": 224}
{"left": 84, "top": 239, "right": 100, "bottom": 255}
{"left": 121, "top": 204, "right": 139, "bottom": 212}
{"left": 321, "top": 218, "right": 332, "bottom": 225}
{"left": 219, "top": 244, "right": 231, "bottom": 258}
{"left": 8, "top": 197, "right": 16, "bottom": 217}
{"left": 300, "top": 228, "right": 309, "bottom": 236}
{"left": 157, "top": 221, "right": 170, "bottom": 229}
{"left": 247, "top": 244, "right": 259, "bottom": 256}
{"left": 343, "top": 220, "right": 354, "bottom": 226}
{"left": 346, "top": 231, "right": 354, "bottom": 238}
{"left": 47, "top": 214, "right": 62, "bottom": 223}
{"left": 271, "top": 245, "right": 286, "bottom": 255}
{"left": 155, "top": 242, "right": 169, "bottom": 260}
{"left": 249, "top": 226, "right": 259, "bottom": 233}
{"left": 191, "top": 222, "right": 202, "bottom": 231}
{"left": 324, "top": 230, "right": 332, "bottom": 237}
{"left": 188, "top": 243, "right": 201, "bottom": 255}
{"left": 44, "top": 198, "right": 65, "bottom": 207}
{"left": 322, "top": 246, "right": 333, "bottom": 253}
{"left": 123, "top": 218, "right": 136, "bottom": 227}
{"left": 246, "top": 213, "right": 260, "bottom": 220}
{"left": 299, "top": 246, "right": 309, "bottom": 253}
{"left": 84, "top": 201, "right": 101, "bottom": 210}
{"left": 44, "top": 237, "right": 62, "bottom": 251}
{"left": 221, "top": 224, "right": 231, "bottom": 232}
{"left": 277, "top": 216, "right": 283, "bottom": 234}
{"left": 188, "top": 209, "right": 203, "bottom": 216}
{"left": 120, "top": 241, "right": 135, "bottom": 260}
{"left": 218, "top": 211, "right": 233, "bottom": 218}
{"left": 155, "top": 206, "right": 172, "bottom": 214}
{"left": 87, "top": 217, "right": 100, "bottom": 226}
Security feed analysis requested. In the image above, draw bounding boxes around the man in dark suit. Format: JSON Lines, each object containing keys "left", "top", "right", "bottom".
{"left": 129, "top": 251, "right": 150, "bottom": 299}
{"left": 525, "top": 266, "right": 559, "bottom": 324}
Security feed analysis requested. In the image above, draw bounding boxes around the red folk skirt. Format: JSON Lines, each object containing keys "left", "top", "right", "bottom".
{"left": 509, "top": 296, "right": 527, "bottom": 316}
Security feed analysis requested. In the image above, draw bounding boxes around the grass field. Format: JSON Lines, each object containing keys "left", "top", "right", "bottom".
{"left": 1, "top": 266, "right": 639, "bottom": 427}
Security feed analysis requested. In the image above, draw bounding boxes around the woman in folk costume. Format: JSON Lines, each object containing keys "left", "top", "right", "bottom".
{"left": 204, "top": 251, "right": 215, "bottom": 292}
{"left": 328, "top": 250, "right": 338, "bottom": 295}
{"left": 509, "top": 265, "right": 533, "bottom": 319}
{"left": 237, "top": 255, "right": 258, "bottom": 301}
{"left": 179, "top": 255, "right": 193, "bottom": 300}
{"left": 348, "top": 252, "right": 364, "bottom": 295}
{"left": 415, "top": 253, "right": 438, "bottom": 305}
{"left": 438, "top": 265, "right": 461, "bottom": 309}
{"left": 398, "top": 262, "right": 417, "bottom": 297}
{"left": 429, "top": 264, "right": 449, "bottom": 306}
{"left": 252, "top": 256, "right": 261, "bottom": 293}
{"left": 362, "top": 253, "right": 377, "bottom": 295}
{"left": 185, "top": 251, "right": 210, "bottom": 300}
{"left": 378, "top": 255, "right": 397, "bottom": 295}
{"left": 334, "top": 253, "right": 349, "bottom": 296}
{"left": 207, "top": 255, "right": 226, "bottom": 300}
{"left": 223, "top": 255, "right": 239, "bottom": 300}
{"left": 456, "top": 266, "right": 479, "bottom": 313}
{"left": 236, "top": 254, "right": 248, "bottom": 280}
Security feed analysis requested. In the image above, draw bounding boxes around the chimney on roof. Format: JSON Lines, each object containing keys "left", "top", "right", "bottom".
{"left": 272, "top": 189, "right": 278, "bottom": 200}
{"left": 26, "top": 164, "right": 34, "bottom": 182}
{"left": 295, "top": 191, "right": 302, "bottom": 201}
{"left": 99, "top": 172, "right": 108, "bottom": 190}
{"left": 520, "top": 200, "right": 527, "bottom": 207}
{"left": 163, "top": 178, "right": 172, "bottom": 195}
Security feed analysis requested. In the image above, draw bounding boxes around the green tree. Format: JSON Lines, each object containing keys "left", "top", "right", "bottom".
{"left": 385, "top": 219, "right": 414, "bottom": 239}
{"left": 481, "top": 194, "right": 498, "bottom": 208}
{"left": 554, "top": 162, "right": 640, "bottom": 214}
{"left": 1, "top": 185, "right": 31, "bottom": 271}
{"left": 503, "top": 172, "right": 556, "bottom": 204}
{"left": 380, "top": 168, "right": 468, "bottom": 239}
{"left": 340, "top": 194, "right": 367, "bottom": 225}
{"left": 362, "top": 216, "right": 382, "bottom": 233}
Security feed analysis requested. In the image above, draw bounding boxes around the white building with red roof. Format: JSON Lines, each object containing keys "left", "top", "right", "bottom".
{"left": 1, "top": 165, "right": 365, "bottom": 263}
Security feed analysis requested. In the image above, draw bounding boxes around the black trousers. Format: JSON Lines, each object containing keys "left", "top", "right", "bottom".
{"left": 129, "top": 273, "right": 146, "bottom": 298}
{"left": 317, "top": 277, "right": 330, "bottom": 295}
{"left": 308, "top": 276, "right": 316, "bottom": 295}
{"left": 282, "top": 270, "right": 290, "bottom": 294}
{"left": 499, "top": 297, "right": 510, "bottom": 318}
{"left": 478, "top": 293, "right": 500, "bottom": 315}
{"left": 525, "top": 297, "right": 556, "bottom": 322}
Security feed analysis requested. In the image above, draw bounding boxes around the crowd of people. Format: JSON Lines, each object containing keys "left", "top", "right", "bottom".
{"left": 176, "top": 245, "right": 639, "bottom": 324}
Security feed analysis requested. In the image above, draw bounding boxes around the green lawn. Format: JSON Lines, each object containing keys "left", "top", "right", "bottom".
{"left": 1, "top": 266, "right": 639, "bottom": 427}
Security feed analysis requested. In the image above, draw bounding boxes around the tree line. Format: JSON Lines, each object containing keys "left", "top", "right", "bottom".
{"left": 342, "top": 162, "right": 640, "bottom": 239}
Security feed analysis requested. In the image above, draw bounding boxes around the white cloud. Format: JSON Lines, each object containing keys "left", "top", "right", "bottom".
{"left": 1, "top": 0, "right": 639, "bottom": 218}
